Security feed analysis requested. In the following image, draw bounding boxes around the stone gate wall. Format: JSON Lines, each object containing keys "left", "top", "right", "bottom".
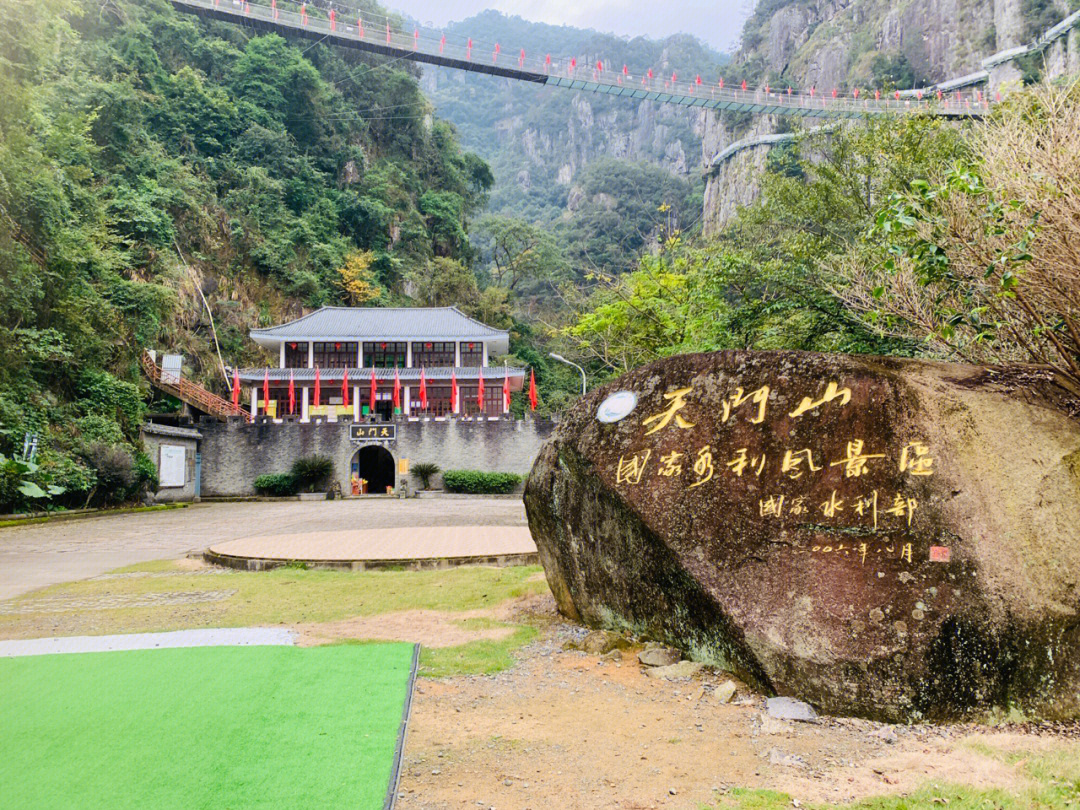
{"left": 198, "top": 416, "right": 556, "bottom": 496}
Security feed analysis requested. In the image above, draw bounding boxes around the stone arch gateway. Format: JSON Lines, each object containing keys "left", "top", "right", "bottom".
{"left": 351, "top": 444, "right": 395, "bottom": 494}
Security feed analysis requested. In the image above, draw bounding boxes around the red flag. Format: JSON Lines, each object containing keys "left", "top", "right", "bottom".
{"left": 451, "top": 369, "right": 459, "bottom": 414}
{"left": 369, "top": 368, "right": 376, "bottom": 413}
{"left": 503, "top": 370, "right": 511, "bottom": 412}
{"left": 477, "top": 373, "right": 485, "bottom": 414}
{"left": 231, "top": 367, "right": 240, "bottom": 408}
{"left": 313, "top": 366, "right": 321, "bottom": 407}
{"left": 341, "top": 366, "right": 349, "bottom": 409}
{"left": 263, "top": 368, "right": 269, "bottom": 416}
{"left": 529, "top": 369, "right": 538, "bottom": 412}
{"left": 393, "top": 367, "right": 401, "bottom": 412}
{"left": 288, "top": 370, "right": 296, "bottom": 415}
{"left": 418, "top": 368, "right": 428, "bottom": 409}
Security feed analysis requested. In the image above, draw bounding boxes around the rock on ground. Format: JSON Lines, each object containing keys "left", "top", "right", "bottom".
{"left": 644, "top": 661, "right": 703, "bottom": 679}
{"left": 767, "top": 696, "right": 818, "bottom": 722}
{"left": 524, "top": 350, "right": 1080, "bottom": 721}
{"left": 638, "top": 646, "right": 682, "bottom": 667}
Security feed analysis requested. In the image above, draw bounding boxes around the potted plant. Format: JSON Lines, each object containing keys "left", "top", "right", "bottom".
{"left": 291, "top": 455, "right": 334, "bottom": 500}
{"left": 410, "top": 462, "right": 440, "bottom": 491}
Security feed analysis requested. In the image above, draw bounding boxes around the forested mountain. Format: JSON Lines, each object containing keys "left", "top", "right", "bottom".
{"left": 420, "top": 11, "right": 727, "bottom": 227}
{"left": 0, "top": 0, "right": 500, "bottom": 509}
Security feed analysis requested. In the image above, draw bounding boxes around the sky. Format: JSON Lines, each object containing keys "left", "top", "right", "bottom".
{"left": 387, "top": 0, "right": 754, "bottom": 54}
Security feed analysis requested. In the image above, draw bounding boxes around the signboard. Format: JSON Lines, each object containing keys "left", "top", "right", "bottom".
{"left": 159, "top": 444, "right": 186, "bottom": 487}
{"left": 397, "top": 458, "right": 410, "bottom": 475}
{"left": 350, "top": 424, "right": 396, "bottom": 442}
{"left": 161, "top": 354, "right": 183, "bottom": 385}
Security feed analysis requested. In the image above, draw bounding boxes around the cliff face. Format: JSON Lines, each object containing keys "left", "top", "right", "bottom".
{"left": 421, "top": 11, "right": 725, "bottom": 223}
{"left": 701, "top": 0, "right": 1080, "bottom": 234}
{"left": 424, "top": 68, "right": 700, "bottom": 217}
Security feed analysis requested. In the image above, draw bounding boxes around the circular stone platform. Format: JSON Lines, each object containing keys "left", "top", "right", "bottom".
{"left": 205, "top": 526, "right": 538, "bottom": 571}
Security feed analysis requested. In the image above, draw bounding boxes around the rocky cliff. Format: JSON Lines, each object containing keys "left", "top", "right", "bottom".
{"left": 702, "top": 0, "right": 1080, "bottom": 234}
{"left": 421, "top": 11, "right": 725, "bottom": 223}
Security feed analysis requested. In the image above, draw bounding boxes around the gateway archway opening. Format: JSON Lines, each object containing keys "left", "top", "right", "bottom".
{"left": 351, "top": 445, "right": 395, "bottom": 494}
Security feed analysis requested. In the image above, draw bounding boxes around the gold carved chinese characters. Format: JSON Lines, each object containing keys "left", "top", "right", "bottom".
{"left": 612, "top": 380, "right": 936, "bottom": 548}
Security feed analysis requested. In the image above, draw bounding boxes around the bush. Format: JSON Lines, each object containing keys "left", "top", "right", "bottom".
{"left": 410, "top": 461, "right": 440, "bottom": 490}
{"left": 133, "top": 451, "right": 159, "bottom": 496}
{"left": 254, "top": 473, "right": 298, "bottom": 497}
{"left": 441, "top": 470, "right": 522, "bottom": 495}
{"left": 290, "top": 455, "right": 334, "bottom": 493}
{"left": 0, "top": 453, "right": 66, "bottom": 514}
{"left": 81, "top": 442, "right": 136, "bottom": 506}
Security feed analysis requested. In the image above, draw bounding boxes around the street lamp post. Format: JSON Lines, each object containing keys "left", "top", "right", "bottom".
{"left": 549, "top": 353, "right": 586, "bottom": 396}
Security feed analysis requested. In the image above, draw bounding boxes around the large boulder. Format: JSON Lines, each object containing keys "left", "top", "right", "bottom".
{"left": 524, "top": 351, "right": 1080, "bottom": 722}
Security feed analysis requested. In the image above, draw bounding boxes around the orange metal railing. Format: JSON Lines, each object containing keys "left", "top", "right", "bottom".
{"left": 141, "top": 351, "right": 251, "bottom": 422}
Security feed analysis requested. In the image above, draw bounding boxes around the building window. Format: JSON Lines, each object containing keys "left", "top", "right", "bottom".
{"left": 459, "top": 342, "right": 483, "bottom": 367}
{"left": 411, "top": 341, "right": 455, "bottom": 368}
{"left": 313, "top": 342, "right": 357, "bottom": 369}
{"left": 260, "top": 387, "right": 299, "bottom": 417}
{"left": 460, "top": 384, "right": 503, "bottom": 416}
{"left": 284, "top": 341, "right": 309, "bottom": 368}
{"left": 363, "top": 341, "right": 407, "bottom": 368}
{"left": 413, "top": 385, "right": 454, "bottom": 417}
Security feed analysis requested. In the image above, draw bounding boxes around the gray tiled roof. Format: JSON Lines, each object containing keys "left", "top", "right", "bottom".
{"left": 141, "top": 422, "right": 203, "bottom": 439}
{"left": 236, "top": 367, "right": 526, "bottom": 384}
{"left": 250, "top": 307, "right": 507, "bottom": 342}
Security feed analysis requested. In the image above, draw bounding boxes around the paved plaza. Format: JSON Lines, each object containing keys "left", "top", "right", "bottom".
{"left": 0, "top": 497, "right": 527, "bottom": 600}
{"left": 209, "top": 525, "right": 536, "bottom": 567}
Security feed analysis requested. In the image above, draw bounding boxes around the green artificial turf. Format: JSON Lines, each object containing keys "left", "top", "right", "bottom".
{"left": 0, "top": 643, "right": 415, "bottom": 809}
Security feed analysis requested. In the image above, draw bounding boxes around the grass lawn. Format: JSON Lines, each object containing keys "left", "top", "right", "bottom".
{"left": 0, "top": 562, "right": 550, "bottom": 677}
{"left": 0, "top": 643, "right": 415, "bottom": 810}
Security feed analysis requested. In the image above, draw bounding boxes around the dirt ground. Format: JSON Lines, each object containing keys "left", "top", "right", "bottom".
{"left": 395, "top": 593, "right": 1078, "bottom": 810}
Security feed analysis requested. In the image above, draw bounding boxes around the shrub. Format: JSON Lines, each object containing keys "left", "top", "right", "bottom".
{"left": 441, "top": 470, "right": 522, "bottom": 495}
{"left": 410, "top": 461, "right": 440, "bottom": 490}
{"left": 254, "top": 473, "right": 298, "bottom": 497}
{"left": 81, "top": 442, "right": 135, "bottom": 506}
{"left": 133, "top": 451, "right": 159, "bottom": 495}
{"left": 0, "top": 453, "right": 65, "bottom": 514}
{"left": 290, "top": 455, "right": 333, "bottom": 493}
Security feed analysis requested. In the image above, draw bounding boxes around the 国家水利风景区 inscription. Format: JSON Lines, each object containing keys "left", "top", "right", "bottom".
{"left": 524, "top": 350, "right": 1080, "bottom": 722}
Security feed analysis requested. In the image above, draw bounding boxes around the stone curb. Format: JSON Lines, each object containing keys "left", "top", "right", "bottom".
{"left": 0, "top": 627, "right": 296, "bottom": 657}
{"left": 203, "top": 550, "right": 540, "bottom": 571}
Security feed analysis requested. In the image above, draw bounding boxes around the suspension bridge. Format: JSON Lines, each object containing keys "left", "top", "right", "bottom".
{"left": 170, "top": 0, "right": 988, "bottom": 119}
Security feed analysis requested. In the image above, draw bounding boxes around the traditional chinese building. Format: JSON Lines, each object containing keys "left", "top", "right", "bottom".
{"left": 143, "top": 307, "right": 549, "bottom": 499}
{"left": 236, "top": 307, "right": 526, "bottom": 422}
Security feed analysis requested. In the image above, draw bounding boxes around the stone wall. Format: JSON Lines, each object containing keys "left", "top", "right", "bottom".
{"left": 198, "top": 417, "right": 556, "bottom": 496}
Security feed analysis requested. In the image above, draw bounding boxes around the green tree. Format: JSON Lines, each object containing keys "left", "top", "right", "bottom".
{"left": 408, "top": 257, "right": 479, "bottom": 308}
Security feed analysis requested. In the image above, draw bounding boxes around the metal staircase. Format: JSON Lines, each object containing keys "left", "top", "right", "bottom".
{"left": 141, "top": 351, "right": 251, "bottom": 422}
